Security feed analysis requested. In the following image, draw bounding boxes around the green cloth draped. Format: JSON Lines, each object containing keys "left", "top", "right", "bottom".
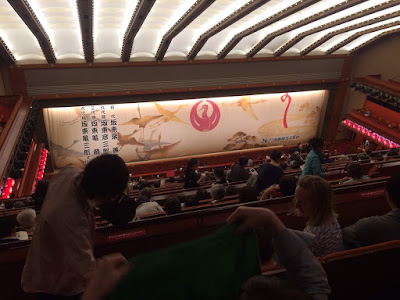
{"left": 107, "top": 224, "right": 261, "bottom": 300}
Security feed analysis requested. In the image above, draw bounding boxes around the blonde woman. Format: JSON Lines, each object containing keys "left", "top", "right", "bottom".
{"left": 294, "top": 175, "right": 343, "bottom": 257}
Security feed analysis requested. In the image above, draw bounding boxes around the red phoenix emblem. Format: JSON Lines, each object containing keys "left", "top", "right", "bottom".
{"left": 281, "top": 93, "right": 292, "bottom": 128}
{"left": 190, "top": 100, "right": 221, "bottom": 132}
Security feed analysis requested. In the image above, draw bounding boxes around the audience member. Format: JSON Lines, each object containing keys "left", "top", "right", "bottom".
{"left": 342, "top": 174, "right": 400, "bottom": 249}
{"left": 4, "top": 201, "right": 13, "bottom": 209}
{"left": 294, "top": 175, "right": 343, "bottom": 257}
{"left": 0, "top": 215, "right": 20, "bottom": 244}
{"left": 32, "top": 179, "right": 50, "bottom": 211}
{"left": 22, "top": 154, "right": 129, "bottom": 299}
{"left": 230, "top": 157, "right": 250, "bottom": 182}
{"left": 339, "top": 162, "right": 370, "bottom": 184}
{"left": 301, "top": 138, "right": 325, "bottom": 178}
{"left": 210, "top": 184, "right": 225, "bottom": 203}
{"left": 256, "top": 150, "right": 284, "bottom": 194}
{"left": 387, "top": 148, "right": 399, "bottom": 157}
{"left": 137, "top": 179, "right": 151, "bottom": 190}
{"left": 260, "top": 176, "right": 298, "bottom": 200}
{"left": 227, "top": 206, "right": 330, "bottom": 300}
{"left": 13, "top": 200, "right": 25, "bottom": 208}
{"left": 135, "top": 195, "right": 164, "bottom": 219}
{"left": 225, "top": 185, "right": 238, "bottom": 196}
{"left": 239, "top": 186, "right": 258, "bottom": 203}
{"left": 16, "top": 208, "right": 36, "bottom": 234}
{"left": 153, "top": 180, "right": 161, "bottom": 188}
{"left": 357, "top": 152, "right": 370, "bottom": 162}
{"left": 164, "top": 198, "right": 182, "bottom": 215}
{"left": 140, "top": 187, "right": 153, "bottom": 199}
{"left": 287, "top": 148, "right": 303, "bottom": 169}
{"left": 184, "top": 195, "right": 199, "bottom": 208}
{"left": 99, "top": 194, "right": 136, "bottom": 228}
{"left": 323, "top": 152, "right": 333, "bottom": 164}
{"left": 247, "top": 158, "right": 254, "bottom": 167}
{"left": 213, "top": 167, "right": 227, "bottom": 184}
{"left": 184, "top": 158, "right": 206, "bottom": 189}
{"left": 196, "top": 188, "right": 210, "bottom": 201}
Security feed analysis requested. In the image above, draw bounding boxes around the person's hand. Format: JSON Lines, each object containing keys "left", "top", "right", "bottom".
{"left": 226, "top": 206, "right": 285, "bottom": 236}
{"left": 81, "top": 253, "right": 131, "bottom": 300}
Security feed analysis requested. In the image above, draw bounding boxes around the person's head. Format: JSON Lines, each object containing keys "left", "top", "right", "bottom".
{"left": 347, "top": 162, "right": 363, "bottom": 179}
{"left": 295, "top": 175, "right": 336, "bottom": 226}
{"left": 309, "top": 137, "right": 324, "bottom": 151}
{"left": 13, "top": 201, "right": 25, "bottom": 209}
{"left": 213, "top": 167, "right": 225, "bottom": 180}
{"left": 239, "top": 157, "right": 249, "bottom": 166}
{"left": 375, "top": 153, "right": 384, "bottom": 161}
{"left": 270, "top": 150, "right": 282, "bottom": 162}
{"left": 168, "top": 176, "right": 176, "bottom": 183}
{"left": 153, "top": 180, "right": 161, "bottom": 188}
{"left": 99, "top": 194, "right": 136, "bottom": 228}
{"left": 184, "top": 195, "right": 199, "bottom": 207}
{"left": 240, "top": 276, "right": 313, "bottom": 300}
{"left": 324, "top": 153, "right": 330, "bottom": 159}
{"left": 239, "top": 186, "right": 258, "bottom": 203}
{"left": 138, "top": 179, "right": 150, "bottom": 190}
{"left": 225, "top": 185, "right": 238, "bottom": 196}
{"left": 164, "top": 198, "right": 181, "bottom": 215}
{"left": 81, "top": 154, "right": 129, "bottom": 205}
{"left": 279, "top": 176, "right": 298, "bottom": 197}
{"left": 386, "top": 174, "right": 400, "bottom": 208}
{"left": 387, "top": 148, "right": 399, "bottom": 157}
{"left": 4, "top": 201, "right": 13, "bottom": 209}
{"left": 210, "top": 184, "right": 225, "bottom": 201}
{"left": 140, "top": 187, "right": 152, "bottom": 199}
{"left": 196, "top": 188, "right": 210, "bottom": 201}
{"left": 357, "top": 152, "right": 370, "bottom": 162}
{"left": 16, "top": 208, "right": 36, "bottom": 230}
{"left": 136, "top": 195, "right": 150, "bottom": 206}
{"left": 279, "top": 162, "right": 287, "bottom": 170}
{"left": 187, "top": 158, "right": 198, "bottom": 171}
{"left": 33, "top": 179, "right": 49, "bottom": 198}
{"left": 0, "top": 215, "right": 17, "bottom": 239}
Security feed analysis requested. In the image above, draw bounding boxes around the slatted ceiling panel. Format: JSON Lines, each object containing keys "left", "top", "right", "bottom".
{"left": 315, "top": 16, "right": 400, "bottom": 55}
{"left": 348, "top": 24, "right": 400, "bottom": 53}
{"left": 130, "top": 0, "right": 196, "bottom": 61}
{"left": 27, "top": 0, "right": 84, "bottom": 63}
{"left": 240, "top": 0, "right": 351, "bottom": 58}
{"left": 164, "top": 0, "right": 249, "bottom": 60}
{"left": 291, "top": 2, "right": 400, "bottom": 56}
{"left": 93, "top": 0, "right": 139, "bottom": 61}
{"left": 0, "top": 0, "right": 399, "bottom": 64}
{"left": 0, "top": 0, "right": 45, "bottom": 63}
{"left": 199, "top": 0, "right": 288, "bottom": 58}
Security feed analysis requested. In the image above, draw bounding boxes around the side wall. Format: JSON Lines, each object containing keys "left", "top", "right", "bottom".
{"left": 338, "top": 34, "right": 400, "bottom": 139}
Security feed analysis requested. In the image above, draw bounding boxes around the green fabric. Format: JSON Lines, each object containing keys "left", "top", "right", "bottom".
{"left": 107, "top": 224, "right": 261, "bottom": 300}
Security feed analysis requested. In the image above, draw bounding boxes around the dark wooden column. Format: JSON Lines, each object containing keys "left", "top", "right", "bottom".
{"left": 326, "top": 55, "right": 353, "bottom": 140}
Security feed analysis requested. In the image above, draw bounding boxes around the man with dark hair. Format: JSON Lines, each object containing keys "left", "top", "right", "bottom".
{"left": 287, "top": 148, "right": 303, "bottom": 169}
{"left": 0, "top": 215, "right": 19, "bottom": 244}
{"left": 164, "top": 197, "right": 181, "bottom": 215}
{"left": 230, "top": 157, "right": 250, "bottom": 182}
{"left": 256, "top": 150, "right": 284, "bottom": 194}
{"left": 342, "top": 174, "right": 400, "bottom": 249}
{"left": 301, "top": 138, "right": 325, "bottom": 178}
{"left": 213, "top": 167, "right": 227, "bottom": 184}
{"left": 22, "top": 154, "right": 129, "bottom": 299}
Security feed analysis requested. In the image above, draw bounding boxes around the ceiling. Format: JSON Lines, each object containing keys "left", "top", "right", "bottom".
{"left": 0, "top": 0, "right": 399, "bottom": 65}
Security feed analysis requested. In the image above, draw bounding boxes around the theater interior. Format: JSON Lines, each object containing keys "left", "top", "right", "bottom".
{"left": 0, "top": 0, "right": 400, "bottom": 299}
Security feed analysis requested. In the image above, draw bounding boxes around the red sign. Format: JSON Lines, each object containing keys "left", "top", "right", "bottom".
{"left": 190, "top": 100, "right": 220, "bottom": 132}
{"left": 281, "top": 93, "right": 292, "bottom": 128}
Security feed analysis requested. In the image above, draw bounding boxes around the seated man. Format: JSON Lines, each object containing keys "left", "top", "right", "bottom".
{"left": 230, "top": 157, "right": 250, "bottom": 182}
{"left": 342, "top": 174, "right": 400, "bottom": 249}
{"left": 213, "top": 167, "right": 227, "bottom": 184}
{"left": 135, "top": 195, "right": 164, "bottom": 219}
{"left": 256, "top": 150, "right": 284, "bottom": 194}
{"left": 0, "top": 215, "right": 20, "bottom": 244}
